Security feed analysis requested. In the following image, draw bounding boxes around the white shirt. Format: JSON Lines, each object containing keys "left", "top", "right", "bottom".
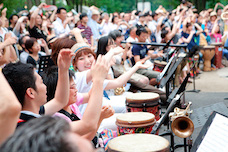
{"left": 53, "top": 17, "right": 70, "bottom": 36}
{"left": 101, "top": 22, "right": 113, "bottom": 36}
{"left": 74, "top": 70, "right": 109, "bottom": 114}
{"left": 148, "top": 20, "right": 157, "bottom": 33}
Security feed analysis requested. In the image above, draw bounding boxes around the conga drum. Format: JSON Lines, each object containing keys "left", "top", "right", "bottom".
{"left": 126, "top": 92, "right": 160, "bottom": 121}
{"left": 116, "top": 112, "right": 156, "bottom": 135}
{"left": 108, "top": 134, "right": 170, "bottom": 152}
{"left": 153, "top": 60, "right": 167, "bottom": 72}
{"left": 211, "top": 42, "right": 223, "bottom": 69}
{"left": 200, "top": 46, "right": 215, "bottom": 71}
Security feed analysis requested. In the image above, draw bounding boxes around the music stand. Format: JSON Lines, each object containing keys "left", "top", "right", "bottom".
{"left": 191, "top": 111, "right": 228, "bottom": 152}
{"left": 159, "top": 51, "right": 187, "bottom": 100}
{"left": 186, "top": 56, "right": 200, "bottom": 93}
{"left": 38, "top": 55, "right": 55, "bottom": 74}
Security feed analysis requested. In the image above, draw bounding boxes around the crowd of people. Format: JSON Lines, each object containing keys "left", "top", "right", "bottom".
{"left": 1, "top": 0, "right": 228, "bottom": 151}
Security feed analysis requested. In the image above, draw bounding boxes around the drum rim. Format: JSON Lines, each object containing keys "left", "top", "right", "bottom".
{"left": 116, "top": 119, "right": 156, "bottom": 128}
{"left": 116, "top": 112, "right": 156, "bottom": 127}
{"left": 210, "top": 42, "right": 223, "bottom": 46}
{"left": 126, "top": 101, "right": 159, "bottom": 107}
{"left": 201, "top": 45, "right": 215, "bottom": 49}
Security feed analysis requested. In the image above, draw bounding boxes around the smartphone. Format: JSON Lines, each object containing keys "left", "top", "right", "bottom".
{"left": 37, "top": 39, "right": 42, "bottom": 45}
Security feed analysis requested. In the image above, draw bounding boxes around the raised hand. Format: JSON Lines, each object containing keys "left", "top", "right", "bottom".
{"left": 38, "top": 3, "right": 47, "bottom": 9}
{"left": 57, "top": 49, "right": 75, "bottom": 70}
{"left": 135, "top": 60, "right": 152, "bottom": 69}
{"left": 109, "top": 46, "right": 125, "bottom": 55}
{"left": 4, "top": 33, "right": 17, "bottom": 46}
{"left": 100, "top": 105, "right": 115, "bottom": 120}
{"left": 70, "top": 27, "right": 84, "bottom": 35}
{"left": 91, "top": 55, "right": 110, "bottom": 82}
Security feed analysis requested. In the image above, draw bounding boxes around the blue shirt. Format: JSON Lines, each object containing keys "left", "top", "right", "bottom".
{"left": 87, "top": 10, "right": 101, "bottom": 41}
{"left": 181, "top": 31, "right": 198, "bottom": 51}
{"left": 131, "top": 44, "right": 148, "bottom": 65}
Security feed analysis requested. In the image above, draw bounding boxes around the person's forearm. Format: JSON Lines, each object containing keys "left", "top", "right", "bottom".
{"left": 0, "top": 72, "right": 21, "bottom": 145}
{"left": 30, "top": 7, "right": 41, "bottom": 28}
{"left": 91, "top": 36, "right": 94, "bottom": 46}
{"left": 44, "top": 67, "right": 69, "bottom": 115}
{"left": 105, "top": 64, "right": 139, "bottom": 90}
{"left": 81, "top": 79, "right": 104, "bottom": 129}
{"left": 50, "top": 9, "right": 57, "bottom": 22}
{"left": 9, "top": 45, "right": 18, "bottom": 61}
{"left": 43, "top": 45, "right": 51, "bottom": 55}
{"left": 82, "top": 116, "right": 103, "bottom": 140}
{"left": 185, "top": 33, "right": 194, "bottom": 43}
{"left": 54, "top": 67, "right": 69, "bottom": 108}
{"left": 74, "top": 32, "right": 84, "bottom": 43}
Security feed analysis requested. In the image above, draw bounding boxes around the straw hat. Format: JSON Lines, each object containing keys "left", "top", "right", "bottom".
{"left": 210, "top": 11, "right": 217, "bottom": 17}
{"left": 92, "top": 9, "right": 99, "bottom": 15}
{"left": 71, "top": 43, "right": 91, "bottom": 54}
{"left": 47, "top": 34, "right": 57, "bottom": 44}
{"left": 221, "top": 12, "right": 228, "bottom": 20}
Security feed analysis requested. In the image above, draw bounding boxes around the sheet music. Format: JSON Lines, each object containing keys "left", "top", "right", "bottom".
{"left": 197, "top": 113, "right": 228, "bottom": 152}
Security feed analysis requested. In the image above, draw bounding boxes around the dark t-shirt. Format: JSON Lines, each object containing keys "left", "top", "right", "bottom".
{"left": 17, "top": 106, "right": 45, "bottom": 128}
{"left": 28, "top": 26, "right": 47, "bottom": 41}
{"left": 26, "top": 54, "right": 42, "bottom": 69}
{"left": 181, "top": 31, "right": 197, "bottom": 50}
{"left": 131, "top": 44, "right": 148, "bottom": 65}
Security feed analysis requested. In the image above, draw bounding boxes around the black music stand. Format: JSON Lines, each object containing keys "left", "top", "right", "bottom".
{"left": 38, "top": 55, "right": 55, "bottom": 74}
{"left": 159, "top": 51, "right": 186, "bottom": 100}
{"left": 152, "top": 74, "right": 191, "bottom": 152}
{"left": 186, "top": 56, "right": 200, "bottom": 93}
{"left": 191, "top": 111, "right": 228, "bottom": 152}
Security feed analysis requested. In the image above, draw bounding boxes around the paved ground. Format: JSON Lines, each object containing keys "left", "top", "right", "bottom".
{"left": 161, "top": 66, "right": 228, "bottom": 152}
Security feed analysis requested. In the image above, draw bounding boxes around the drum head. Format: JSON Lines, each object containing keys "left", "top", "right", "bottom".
{"left": 116, "top": 112, "right": 155, "bottom": 127}
{"left": 210, "top": 42, "right": 222, "bottom": 46}
{"left": 126, "top": 92, "right": 160, "bottom": 104}
{"left": 202, "top": 45, "right": 215, "bottom": 49}
{"left": 108, "top": 134, "right": 170, "bottom": 152}
{"left": 154, "top": 60, "right": 167, "bottom": 66}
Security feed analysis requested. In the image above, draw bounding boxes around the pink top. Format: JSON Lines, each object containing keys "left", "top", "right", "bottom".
{"left": 53, "top": 93, "right": 84, "bottom": 121}
{"left": 213, "top": 33, "right": 222, "bottom": 42}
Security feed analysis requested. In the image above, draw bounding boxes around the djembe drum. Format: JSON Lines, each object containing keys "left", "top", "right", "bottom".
{"left": 116, "top": 112, "right": 156, "bottom": 135}
{"left": 126, "top": 92, "right": 160, "bottom": 121}
{"left": 108, "top": 134, "right": 170, "bottom": 152}
{"left": 153, "top": 60, "right": 167, "bottom": 72}
{"left": 211, "top": 42, "right": 223, "bottom": 69}
{"left": 200, "top": 46, "right": 215, "bottom": 71}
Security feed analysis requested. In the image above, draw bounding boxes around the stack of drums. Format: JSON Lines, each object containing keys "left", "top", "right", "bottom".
{"left": 126, "top": 92, "right": 160, "bottom": 121}
{"left": 153, "top": 60, "right": 167, "bottom": 72}
{"left": 108, "top": 134, "right": 170, "bottom": 152}
{"left": 200, "top": 45, "right": 215, "bottom": 71}
{"left": 116, "top": 112, "right": 156, "bottom": 135}
{"left": 211, "top": 42, "right": 223, "bottom": 69}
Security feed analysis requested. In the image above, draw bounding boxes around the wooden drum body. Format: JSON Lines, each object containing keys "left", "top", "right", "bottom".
{"left": 108, "top": 134, "right": 170, "bottom": 152}
{"left": 116, "top": 112, "right": 156, "bottom": 135}
{"left": 211, "top": 42, "right": 223, "bottom": 69}
{"left": 200, "top": 46, "right": 215, "bottom": 71}
{"left": 153, "top": 60, "right": 167, "bottom": 72}
{"left": 126, "top": 92, "right": 160, "bottom": 121}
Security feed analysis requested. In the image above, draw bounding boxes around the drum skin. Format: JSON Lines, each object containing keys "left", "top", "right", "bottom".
{"left": 108, "top": 134, "right": 170, "bottom": 152}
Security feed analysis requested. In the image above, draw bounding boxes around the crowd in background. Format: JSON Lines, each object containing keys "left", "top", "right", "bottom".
{"left": 1, "top": 0, "right": 228, "bottom": 151}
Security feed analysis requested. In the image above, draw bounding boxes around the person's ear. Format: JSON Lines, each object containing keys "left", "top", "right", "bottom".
{"left": 25, "top": 88, "right": 35, "bottom": 99}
